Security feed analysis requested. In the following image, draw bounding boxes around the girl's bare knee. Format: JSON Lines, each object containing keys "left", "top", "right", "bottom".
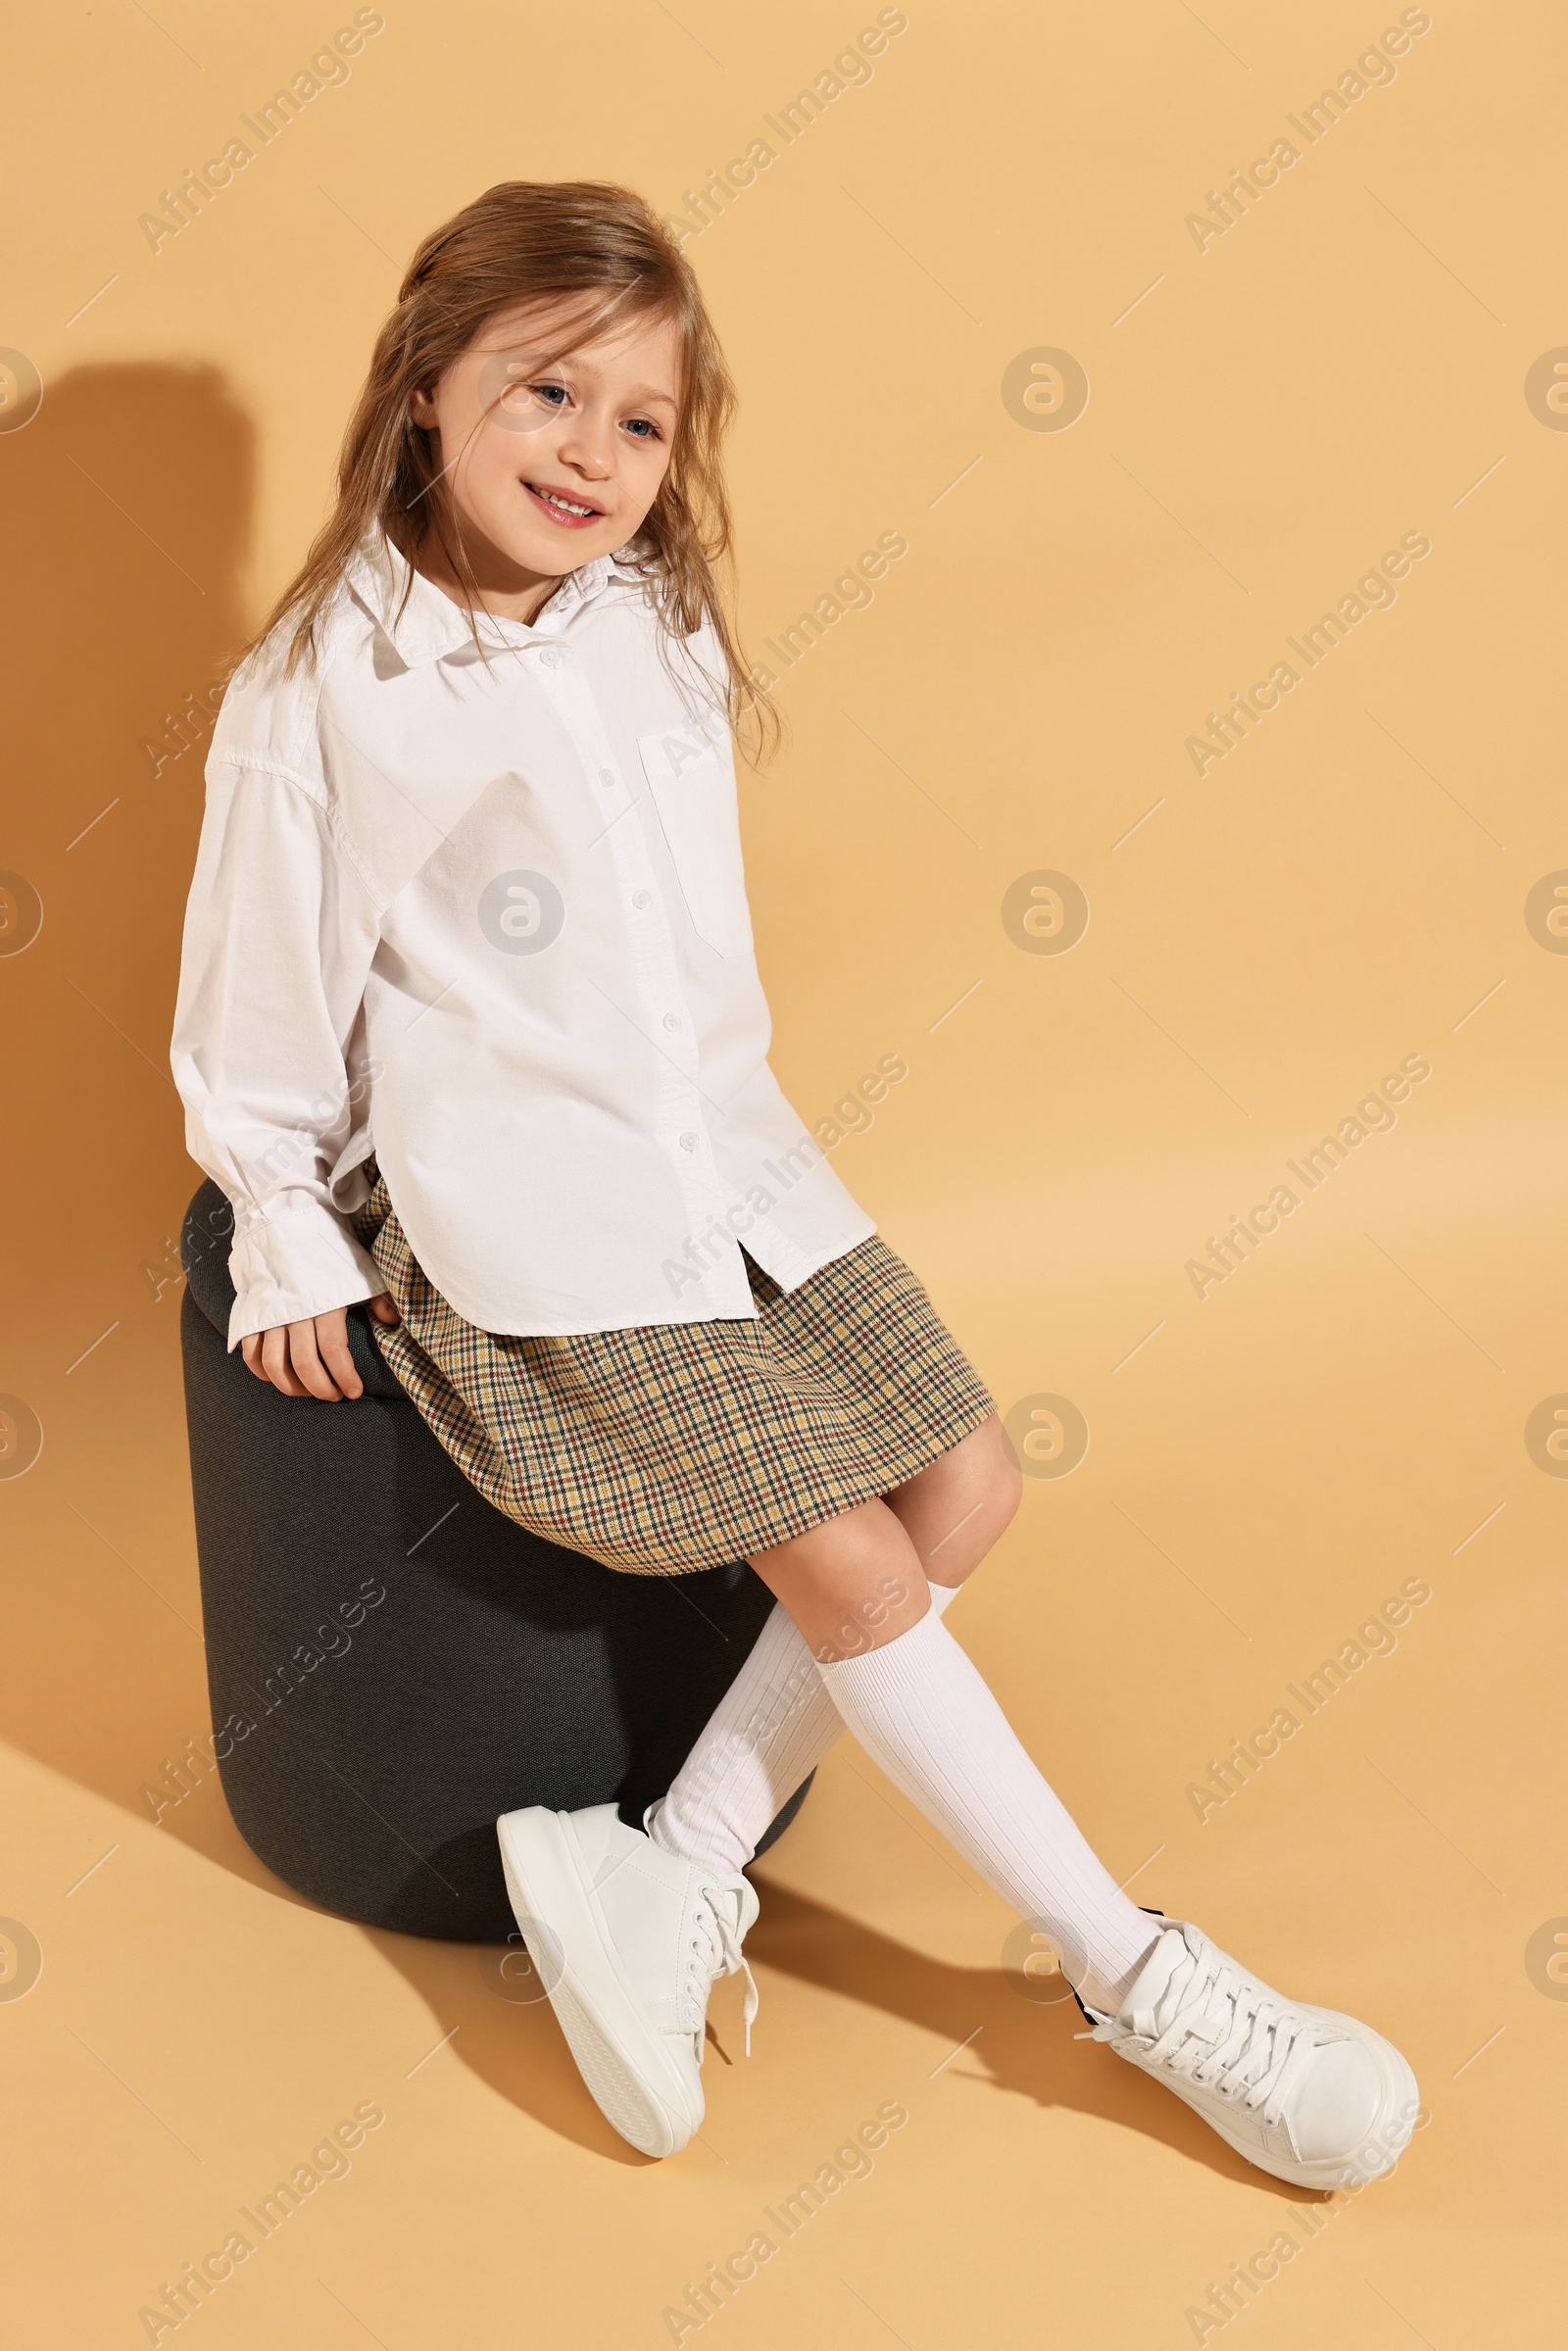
{"left": 932, "top": 1465, "right": 1019, "bottom": 1590}
{"left": 924, "top": 1425, "right": 1021, "bottom": 1575}
{"left": 749, "top": 1498, "right": 928, "bottom": 1660}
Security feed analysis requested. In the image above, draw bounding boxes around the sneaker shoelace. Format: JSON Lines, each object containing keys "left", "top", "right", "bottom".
{"left": 687, "top": 1884, "right": 759, "bottom": 2062}
{"left": 1083, "top": 1941, "right": 1333, "bottom": 2130}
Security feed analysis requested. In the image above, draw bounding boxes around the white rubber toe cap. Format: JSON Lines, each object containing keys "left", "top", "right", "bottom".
{"left": 1287, "top": 2035, "right": 1382, "bottom": 2164}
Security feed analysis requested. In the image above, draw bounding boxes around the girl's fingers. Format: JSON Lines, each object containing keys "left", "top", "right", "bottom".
{"left": 313, "top": 1308, "right": 363, "bottom": 1400}
{"left": 285, "top": 1317, "right": 346, "bottom": 1402}
{"left": 260, "top": 1325, "right": 311, "bottom": 1397}
{"left": 245, "top": 1309, "right": 388, "bottom": 1400}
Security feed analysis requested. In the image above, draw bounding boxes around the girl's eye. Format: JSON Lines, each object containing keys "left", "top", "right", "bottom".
{"left": 529, "top": 381, "right": 569, "bottom": 410}
{"left": 623, "top": 417, "right": 661, "bottom": 441}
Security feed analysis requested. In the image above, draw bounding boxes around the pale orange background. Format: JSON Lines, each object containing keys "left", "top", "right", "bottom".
{"left": 2, "top": 2, "right": 1563, "bottom": 2343}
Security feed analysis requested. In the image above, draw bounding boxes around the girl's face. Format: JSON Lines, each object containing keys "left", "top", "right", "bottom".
{"left": 410, "top": 296, "right": 682, "bottom": 587}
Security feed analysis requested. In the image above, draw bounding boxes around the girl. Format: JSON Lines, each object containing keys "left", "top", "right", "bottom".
{"left": 172, "top": 181, "right": 1418, "bottom": 2180}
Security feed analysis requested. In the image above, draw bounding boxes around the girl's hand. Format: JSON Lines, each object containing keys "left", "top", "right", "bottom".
{"left": 240, "top": 1293, "right": 402, "bottom": 1401}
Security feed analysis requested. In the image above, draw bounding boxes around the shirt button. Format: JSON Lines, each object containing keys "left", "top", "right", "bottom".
{"left": 679, "top": 1130, "right": 699, "bottom": 1152}
{"left": 662, "top": 1012, "right": 681, "bottom": 1032}
{"left": 632, "top": 889, "right": 651, "bottom": 909}
{"left": 540, "top": 648, "right": 560, "bottom": 667}
{"left": 598, "top": 767, "right": 615, "bottom": 787}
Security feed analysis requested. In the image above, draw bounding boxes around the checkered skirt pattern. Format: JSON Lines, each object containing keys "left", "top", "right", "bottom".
{"left": 351, "top": 1168, "right": 995, "bottom": 1575}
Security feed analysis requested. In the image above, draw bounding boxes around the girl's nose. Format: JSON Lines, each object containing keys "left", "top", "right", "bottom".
{"left": 554, "top": 416, "right": 614, "bottom": 479}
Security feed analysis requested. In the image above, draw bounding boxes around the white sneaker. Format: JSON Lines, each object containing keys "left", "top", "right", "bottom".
{"left": 496, "top": 1801, "right": 759, "bottom": 2158}
{"left": 1078, "top": 1920, "right": 1421, "bottom": 2189}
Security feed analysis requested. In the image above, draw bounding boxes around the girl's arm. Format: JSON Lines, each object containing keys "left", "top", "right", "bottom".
{"left": 172, "top": 748, "right": 391, "bottom": 1393}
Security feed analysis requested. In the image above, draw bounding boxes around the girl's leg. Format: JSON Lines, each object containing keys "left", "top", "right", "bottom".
{"left": 650, "top": 1416, "right": 1158, "bottom": 2012}
{"left": 513, "top": 1420, "right": 1420, "bottom": 2180}
{"left": 883, "top": 1411, "right": 1022, "bottom": 1586}
{"left": 746, "top": 1491, "right": 1163, "bottom": 2014}
{"left": 645, "top": 1419, "right": 1013, "bottom": 1874}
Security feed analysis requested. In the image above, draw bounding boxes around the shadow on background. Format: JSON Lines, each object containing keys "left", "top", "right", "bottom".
{"left": 747, "top": 1878, "right": 1327, "bottom": 2198}
{"left": 364, "top": 1874, "right": 1330, "bottom": 2194}
{"left": 0, "top": 361, "right": 259, "bottom": 1875}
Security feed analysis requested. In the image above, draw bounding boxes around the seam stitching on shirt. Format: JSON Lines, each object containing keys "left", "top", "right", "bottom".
{"left": 216, "top": 753, "right": 384, "bottom": 907}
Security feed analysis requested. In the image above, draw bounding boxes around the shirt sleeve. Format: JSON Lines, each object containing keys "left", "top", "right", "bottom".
{"left": 171, "top": 749, "right": 387, "bottom": 1349}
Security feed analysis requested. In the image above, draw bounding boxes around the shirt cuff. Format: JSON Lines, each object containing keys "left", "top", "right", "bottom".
{"left": 224, "top": 1191, "right": 386, "bottom": 1349}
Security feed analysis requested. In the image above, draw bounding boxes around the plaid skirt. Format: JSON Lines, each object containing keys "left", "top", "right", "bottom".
{"left": 350, "top": 1167, "right": 995, "bottom": 1575}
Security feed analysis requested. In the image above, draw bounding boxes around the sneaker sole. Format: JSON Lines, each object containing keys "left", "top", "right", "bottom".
{"left": 496, "top": 1807, "right": 699, "bottom": 2160}
{"left": 1147, "top": 2010, "right": 1420, "bottom": 2191}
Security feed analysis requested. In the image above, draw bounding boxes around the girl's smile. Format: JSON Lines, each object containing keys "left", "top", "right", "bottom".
{"left": 521, "top": 477, "right": 608, "bottom": 528}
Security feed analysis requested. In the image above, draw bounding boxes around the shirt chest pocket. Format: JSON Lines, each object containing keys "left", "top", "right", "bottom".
{"left": 637, "top": 719, "right": 753, "bottom": 958}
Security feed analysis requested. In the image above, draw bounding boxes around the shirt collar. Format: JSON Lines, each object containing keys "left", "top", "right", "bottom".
{"left": 344, "top": 527, "right": 634, "bottom": 666}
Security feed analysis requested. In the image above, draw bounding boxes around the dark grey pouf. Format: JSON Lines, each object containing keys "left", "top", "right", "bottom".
{"left": 178, "top": 1181, "right": 809, "bottom": 1940}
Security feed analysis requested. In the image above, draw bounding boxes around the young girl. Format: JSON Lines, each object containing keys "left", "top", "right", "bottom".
{"left": 172, "top": 180, "right": 1418, "bottom": 2182}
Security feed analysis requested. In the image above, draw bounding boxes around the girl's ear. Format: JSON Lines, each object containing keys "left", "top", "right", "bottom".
{"left": 409, "top": 386, "right": 438, "bottom": 429}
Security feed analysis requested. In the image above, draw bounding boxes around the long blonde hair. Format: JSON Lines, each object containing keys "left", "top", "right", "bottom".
{"left": 243, "top": 178, "right": 777, "bottom": 759}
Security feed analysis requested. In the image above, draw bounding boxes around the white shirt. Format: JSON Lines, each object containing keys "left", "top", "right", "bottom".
{"left": 172, "top": 530, "right": 874, "bottom": 1347}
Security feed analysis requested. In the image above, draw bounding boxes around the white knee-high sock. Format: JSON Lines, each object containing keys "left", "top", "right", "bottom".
{"left": 646, "top": 1586, "right": 962, "bottom": 1876}
{"left": 819, "top": 1609, "right": 1160, "bottom": 2012}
